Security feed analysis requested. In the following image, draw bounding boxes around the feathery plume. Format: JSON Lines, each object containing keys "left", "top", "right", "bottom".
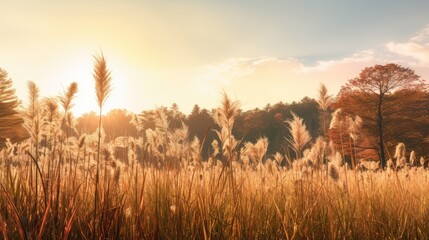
{"left": 285, "top": 112, "right": 312, "bottom": 159}
{"left": 242, "top": 137, "right": 269, "bottom": 164}
{"left": 304, "top": 137, "right": 326, "bottom": 166}
{"left": 329, "top": 108, "right": 342, "bottom": 130}
{"left": 23, "top": 81, "right": 43, "bottom": 145}
{"left": 273, "top": 152, "right": 284, "bottom": 166}
{"left": 213, "top": 92, "right": 240, "bottom": 163}
{"left": 43, "top": 98, "right": 60, "bottom": 124}
{"left": 317, "top": 83, "right": 332, "bottom": 111}
{"left": 59, "top": 82, "right": 78, "bottom": 113}
{"left": 27, "top": 81, "right": 40, "bottom": 117}
{"left": 348, "top": 115, "right": 362, "bottom": 141}
{"left": 214, "top": 92, "right": 240, "bottom": 128}
{"left": 93, "top": 53, "right": 112, "bottom": 108}
{"left": 93, "top": 52, "right": 112, "bottom": 236}
{"left": 410, "top": 150, "right": 416, "bottom": 166}
{"left": 394, "top": 143, "right": 406, "bottom": 168}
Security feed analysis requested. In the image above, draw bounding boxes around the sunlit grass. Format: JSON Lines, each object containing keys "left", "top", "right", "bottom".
{"left": 2, "top": 142, "right": 429, "bottom": 239}
{"left": 1, "top": 61, "right": 429, "bottom": 239}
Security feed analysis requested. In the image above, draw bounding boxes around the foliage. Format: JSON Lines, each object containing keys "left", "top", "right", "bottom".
{"left": 0, "top": 69, "right": 27, "bottom": 145}
{"left": 334, "top": 63, "right": 428, "bottom": 168}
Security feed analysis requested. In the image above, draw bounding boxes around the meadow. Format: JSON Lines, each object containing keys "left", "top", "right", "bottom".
{"left": 1, "top": 57, "right": 429, "bottom": 239}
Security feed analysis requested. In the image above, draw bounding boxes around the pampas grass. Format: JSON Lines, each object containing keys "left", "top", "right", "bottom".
{"left": 59, "top": 82, "right": 78, "bottom": 115}
{"left": 22, "top": 81, "right": 43, "bottom": 223}
{"left": 94, "top": 54, "right": 112, "bottom": 109}
{"left": 394, "top": 142, "right": 406, "bottom": 168}
{"left": 317, "top": 83, "right": 332, "bottom": 111}
{"left": 4, "top": 57, "right": 429, "bottom": 239}
{"left": 93, "top": 52, "right": 112, "bottom": 237}
{"left": 317, "top": 83, "right": 332, "bottom": 137}
{"left": 4, "top": 94, "right": 429, "bottom": 238}
{"left": 241, "top": 137, "right": 269, "bottom": 166}
{"left": 55, "top": 82, "right": 79, "bottom": 233}
{"left": 214, "top": 92, "right": 240, "bottom": 164}
{"left": 410, "top": 150, "right": 416, "bottom": 166}
{"left": 285, "top": 112, "right": 312, "bottom": 159}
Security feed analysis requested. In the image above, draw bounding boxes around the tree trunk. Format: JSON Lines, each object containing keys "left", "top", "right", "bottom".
{"left": 377, "top": 95, "right": 386, "bottom": 169}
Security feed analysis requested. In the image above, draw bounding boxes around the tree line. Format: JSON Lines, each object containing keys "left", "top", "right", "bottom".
{"left": 1, "top": 63, "right": 428, "bottom": 167}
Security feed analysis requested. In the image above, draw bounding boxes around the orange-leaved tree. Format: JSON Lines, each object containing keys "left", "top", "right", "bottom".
{"left": 333, "top": 63, "right": 427, "bottom": 169}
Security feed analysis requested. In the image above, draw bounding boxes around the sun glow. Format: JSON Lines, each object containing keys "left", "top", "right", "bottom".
{"left": 48, "top": 52, "right": 95, "bottom": 117}
{"left": 51, "top": 50, "right": 138, "bottom": 117}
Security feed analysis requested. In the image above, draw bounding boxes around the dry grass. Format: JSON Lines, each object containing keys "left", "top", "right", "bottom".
{"left": 1, "top": 72, "right": 429, "bottom": 239}
{"left": 2, "top": 145, "right": 429, "bottom": 239}
{"left": 285, "top": 112, "right": 312, "bottom": 159}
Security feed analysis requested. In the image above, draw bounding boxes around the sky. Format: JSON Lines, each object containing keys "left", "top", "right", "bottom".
{"left": 1, "top": 0, "right": 429, "bottom": 116}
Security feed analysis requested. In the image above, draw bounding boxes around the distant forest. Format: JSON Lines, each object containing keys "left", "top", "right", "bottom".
{"left": 2, "top": 63, "right": 429, "bottom": 166}
{"left": 76, "top": 97, "right": 321, "bottom": 159}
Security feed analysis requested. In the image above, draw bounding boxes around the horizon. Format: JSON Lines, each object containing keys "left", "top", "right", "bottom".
{"left": 2, "top": 1, "right": 429, "bottom": 116}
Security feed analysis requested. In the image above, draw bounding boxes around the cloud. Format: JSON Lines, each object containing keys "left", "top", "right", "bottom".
{"left": 386, "top": 25, "right": 429, "bottom": 65}
{"left": 195, "top": 23, "right": 429, "bottom": 112}
{"left": 301, "top": 50, "right": 375, "bottom": 72}
{"left": 194, "top": 53, "right": 381, "bottom": 110}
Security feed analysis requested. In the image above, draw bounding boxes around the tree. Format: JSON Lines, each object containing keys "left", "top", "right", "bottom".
{"left": 103, "top": 109, "right": 137, "bottom": 140}
{"left": 0, "top": 69, "right": 27, "bottom": 145}
{"left": 335, "top": 63, "right": 427, "bottom": 169}
{"left": 77, "top": 111, "right": 99, "bottom": 134}
{"left": 187, "top": 105, "right": 216, "bottom": 158}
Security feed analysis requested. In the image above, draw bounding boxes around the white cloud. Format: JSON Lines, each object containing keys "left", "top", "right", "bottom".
{"left": 301, "top": 50, "right": 375, "bottom": 72}
{"left": 386, "top": 25, "right": 429, "bottom": 65}
{"left": 195, "top": 24, "right": 429, "bottom": 112}
{"left": 194, "top": 54, "right": 380, "bottom": 110}
{"left": 410, "top": 25, "right": 429, "bottom": 42}
{"left": 386, "top": 42, "right": 429, "bottom": 65}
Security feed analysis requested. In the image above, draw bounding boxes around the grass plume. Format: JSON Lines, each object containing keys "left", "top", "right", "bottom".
{"left": 59, "top": 82, "right": 78, "bottom": 114}
{"left": 317, "top": 83, "right": 332, "bottom": 111}
{"left": 3, "top": 57, "right": 429, "bottom": 240}
{"left": 94, "top": 53, "right": 112, "bottom": 109}
{"left": 317, "top": 83, "right": 332, "bottom": 137}
{"left": 93, "top": 52, "right": 112, "bottom": 238}
{"left": 285, "top": 112, "right": 312, "bottom": 159}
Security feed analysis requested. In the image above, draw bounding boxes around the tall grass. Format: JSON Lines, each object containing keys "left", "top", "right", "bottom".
{"left": 2, "top": 63, "right": 429, "bottom": 239}
{"left": 285, "top": 112, "right": 312, "bottom": 159}
{"left": 2, "top": 141, "right": 429, "bottom": 239}
{"left": 317, "top": 83, "right": 332, "bottom": 137}
{"left": 93, "top": 52, "right": 112, "bottom": 238}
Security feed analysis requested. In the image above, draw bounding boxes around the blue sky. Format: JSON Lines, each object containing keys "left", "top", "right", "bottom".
{"left": 194, "top": 1, "right": 429, "bottom": 61}
{"left": 1, "top": 1, "right": 429, "bottom": 115}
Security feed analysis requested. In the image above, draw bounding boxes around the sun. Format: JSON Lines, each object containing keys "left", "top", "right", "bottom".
{"left": 49, "top": 53, "right": 103, "bottom": 117}
{"left": 50, "top": 48, "right": 146, "bottom": 117}
{"left": 57, "top": 54, "right": 96, "bottom": 117}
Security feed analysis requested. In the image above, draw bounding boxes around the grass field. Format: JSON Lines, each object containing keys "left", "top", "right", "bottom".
{"left": 1, "top": 90, "right": 429, "bottom": 239}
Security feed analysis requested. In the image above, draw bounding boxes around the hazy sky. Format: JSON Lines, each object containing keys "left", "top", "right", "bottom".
{"left": 2, "top": 0, "right": 429, "bottom": 115}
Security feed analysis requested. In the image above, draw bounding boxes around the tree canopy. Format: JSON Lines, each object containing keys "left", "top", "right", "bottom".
{"left": 0, "top": 69, "right": 27, "bottom": 145}
{"left": 333, "top": 63, "right": 428, "bottom": 168}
